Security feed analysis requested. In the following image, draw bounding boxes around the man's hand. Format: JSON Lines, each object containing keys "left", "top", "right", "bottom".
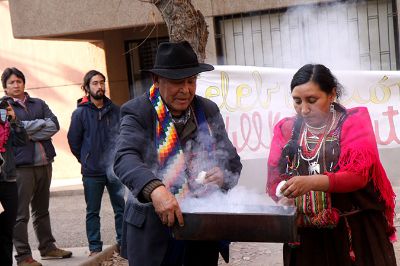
{"left": 6, "top": 104, "right": 16, "bottom": 121}
{"left": 203, "top": 167, "right": 224, "bottom": 187}
{"left": 150, "top": 186, "right": 184, "bottom": 227}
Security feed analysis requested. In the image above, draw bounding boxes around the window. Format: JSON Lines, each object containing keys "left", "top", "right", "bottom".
{"left": 125, "top": 37, "right": 169, "bottom": 99}
{"left": 215, "top": 0, "right": 399, "bottom": 70}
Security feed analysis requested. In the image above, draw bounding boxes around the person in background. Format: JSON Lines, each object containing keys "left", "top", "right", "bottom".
{"left": 0, "top": 95, "right": 28, "bottom": 266}
{"left": 114, "top": 41, "right": 242, "bottom": 266}
{"left": 267, "top": 64, "right": 396, "bottom": 266}
{"left": 67, "top": 70, "right": 125, "bottom": 256}
{"left": 1, "top": 67, "right": 72, "bottom": 266}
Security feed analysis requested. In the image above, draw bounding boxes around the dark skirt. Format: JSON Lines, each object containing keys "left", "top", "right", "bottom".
{"left": 284, "top": 210, "right": 397, "bottom": 266}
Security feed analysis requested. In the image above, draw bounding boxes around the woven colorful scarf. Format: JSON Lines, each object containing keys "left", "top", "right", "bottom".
{"left": 148, "top": 85, "right": 189, "bottom": 198}
{"left": 295, "top": 125, "right": 341, "bottom": 228}
{"left": 295, "top": 191, "right": 340, "bottom": 228}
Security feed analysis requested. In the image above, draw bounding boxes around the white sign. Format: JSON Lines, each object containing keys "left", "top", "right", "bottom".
{"left": 197, "top": 65, "right": 400, "bottom": 160}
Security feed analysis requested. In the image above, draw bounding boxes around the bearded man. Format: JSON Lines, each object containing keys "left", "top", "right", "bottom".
{"left": 68, "top": 70, "right": 125, "bottom": 256}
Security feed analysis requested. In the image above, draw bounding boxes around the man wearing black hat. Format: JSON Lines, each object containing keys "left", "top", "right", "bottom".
{"left": 114, "top": 41, "right": 242, "bottom": 265}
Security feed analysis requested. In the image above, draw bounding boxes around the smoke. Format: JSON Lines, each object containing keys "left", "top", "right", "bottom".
{"left": 100, "top": 111, "right": 121, "bottom": 176}
{"left": 179, "top": 185, "right": 278, "bottom": 213}
{"left": 180, "top": 113, "right": 242, "bottom": 192}
{"left": 218, "top": 0, "right": 396, "bottom": 71}
{"left": 281, "top": 0, "right": 367, "bottom": 70}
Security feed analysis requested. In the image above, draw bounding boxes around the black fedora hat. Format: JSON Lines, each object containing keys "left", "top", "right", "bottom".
{"left": 144, "top": 41, "right": 214, "bottom": 80}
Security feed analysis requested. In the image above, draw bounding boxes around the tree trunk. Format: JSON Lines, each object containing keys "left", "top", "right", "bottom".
{"left": 140, "top": 0, "right": 209, "bottom": 62}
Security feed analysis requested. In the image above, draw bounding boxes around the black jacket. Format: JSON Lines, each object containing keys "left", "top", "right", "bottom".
{"left": 0, "top": 120, "right": 28, "bottom": 181}
{"left": 67, "top": 96, "right": 120, "bottom": 177}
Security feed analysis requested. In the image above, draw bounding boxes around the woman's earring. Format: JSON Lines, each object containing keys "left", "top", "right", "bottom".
{"left": 330, "top": 103, "right": 335, "bottom": 113}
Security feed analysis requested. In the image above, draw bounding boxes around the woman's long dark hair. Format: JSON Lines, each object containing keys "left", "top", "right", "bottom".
{"left": 278, "top": 117, "right": 303, "bottom": 175}
{"left": 290, "top": 64, "right": 343, "bottom": 98}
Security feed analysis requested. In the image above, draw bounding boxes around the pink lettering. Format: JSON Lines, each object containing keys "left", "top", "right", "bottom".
{"left": 374, "top": 106, "right": 400, "bottom": 145}
{"left": 225, "top": 111, "right": 281, "bottom": 153}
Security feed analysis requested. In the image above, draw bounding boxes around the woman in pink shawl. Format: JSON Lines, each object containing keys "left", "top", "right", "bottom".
{"left": 267, "top": 64, "right": 396, "bottom": 266}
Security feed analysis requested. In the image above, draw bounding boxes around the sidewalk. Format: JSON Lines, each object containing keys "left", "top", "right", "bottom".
{"left": 15, "top": 247, "right": 93, "bottom": 266}
{"left": 49, "top": 177, "right": 83, "bottom": 197}
{"left": 13, "top": 245, "right": 116, "bottom": 266}
{"left": 13, "top": 178, "right": 88, "bottom": 266}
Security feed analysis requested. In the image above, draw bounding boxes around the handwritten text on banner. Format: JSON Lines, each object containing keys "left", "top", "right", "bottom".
{"left": 197, "top": 66, "right": 400, "bottom": 160}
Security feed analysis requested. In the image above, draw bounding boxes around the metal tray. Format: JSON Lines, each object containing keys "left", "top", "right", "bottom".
{"left": 172, "top": 205, "right": 297, "bottom": 242}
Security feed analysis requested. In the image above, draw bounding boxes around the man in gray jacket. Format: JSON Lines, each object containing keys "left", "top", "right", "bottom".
{"left": 1, "top": 67, "right": 72, "bottom": 266}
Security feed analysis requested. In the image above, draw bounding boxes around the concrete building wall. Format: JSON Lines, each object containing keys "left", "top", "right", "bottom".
{"left": 103, "top": 31, "right": 130, "bottom": 106}
{"left": 14, "top": 0, "right": 398, "bottom": 92}
{"left": 8, "top": 0, "right": 336, "bottom": 39}
{"left": 0, "top": 2, "right": 108, "bottom": 180}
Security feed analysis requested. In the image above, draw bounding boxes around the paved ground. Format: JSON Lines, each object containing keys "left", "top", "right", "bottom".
{"left": 13, "top": 186, "right": 115, "bottom": 265}
{"left": 13, "top": 184, "right": 400, "bottom": 265}
{"left": 38, "top": 191, "right": 118, "bottom": 249}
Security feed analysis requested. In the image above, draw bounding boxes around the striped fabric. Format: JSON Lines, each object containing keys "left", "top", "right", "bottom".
{"left": 295, "top": 191, "right": 339, "bottom": 228}
{"left": 149, "top": 85, "right": 189, "bottom": 198}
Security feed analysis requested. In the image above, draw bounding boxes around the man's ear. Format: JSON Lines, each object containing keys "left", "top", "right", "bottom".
{"left": 152, "top": 74, "right": 159, "bottom": 87}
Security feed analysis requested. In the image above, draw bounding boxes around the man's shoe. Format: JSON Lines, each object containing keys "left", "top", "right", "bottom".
{"left": 41, "top": 247, "right": 72, "bottom": 259}
{"left": 17, "top": 257, "right": 42, "bottom": 266}
{"left": 89, "top": 251, "right": 100, "bottom": 257}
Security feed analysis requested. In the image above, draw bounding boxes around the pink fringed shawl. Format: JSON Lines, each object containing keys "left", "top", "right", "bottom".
{"left": 267, "top": 107, "right": 396, "bottom": 240}
{"left": 267, "top": 117, "right": 294, "bottom": 200}
{"left": 338, "top": 107, "right": 396, "bottom": 240}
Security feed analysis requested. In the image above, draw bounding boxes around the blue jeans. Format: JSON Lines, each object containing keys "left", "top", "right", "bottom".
{"left": 83, "top": 174, "right": 125, "bottom": 252}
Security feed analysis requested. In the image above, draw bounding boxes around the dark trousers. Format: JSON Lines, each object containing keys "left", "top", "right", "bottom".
{"left": 122, "top": 197, "right": 222, "bottom": 266}
{"left": 0, "top": 182, "right": 18, "bottom": 266}
{"left": 13, "top": 165, "right": 56, "bottom": 262}
{"left": 83, "top": 174, "right": 125, "bottom": 252}
{"left": 161, "top": 239, "right": 220, "bottom": 266}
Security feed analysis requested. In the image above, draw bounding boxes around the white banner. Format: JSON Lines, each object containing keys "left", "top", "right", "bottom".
{"left": 197, "top": 65, "right": 400, "bottom": 160}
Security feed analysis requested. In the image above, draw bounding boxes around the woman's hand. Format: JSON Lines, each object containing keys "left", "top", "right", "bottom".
{"left": 280, "top": 174, "right": 329, "bottom": 198}
{"left": 150, "top": 186, "right": 184, "bottom": 227}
